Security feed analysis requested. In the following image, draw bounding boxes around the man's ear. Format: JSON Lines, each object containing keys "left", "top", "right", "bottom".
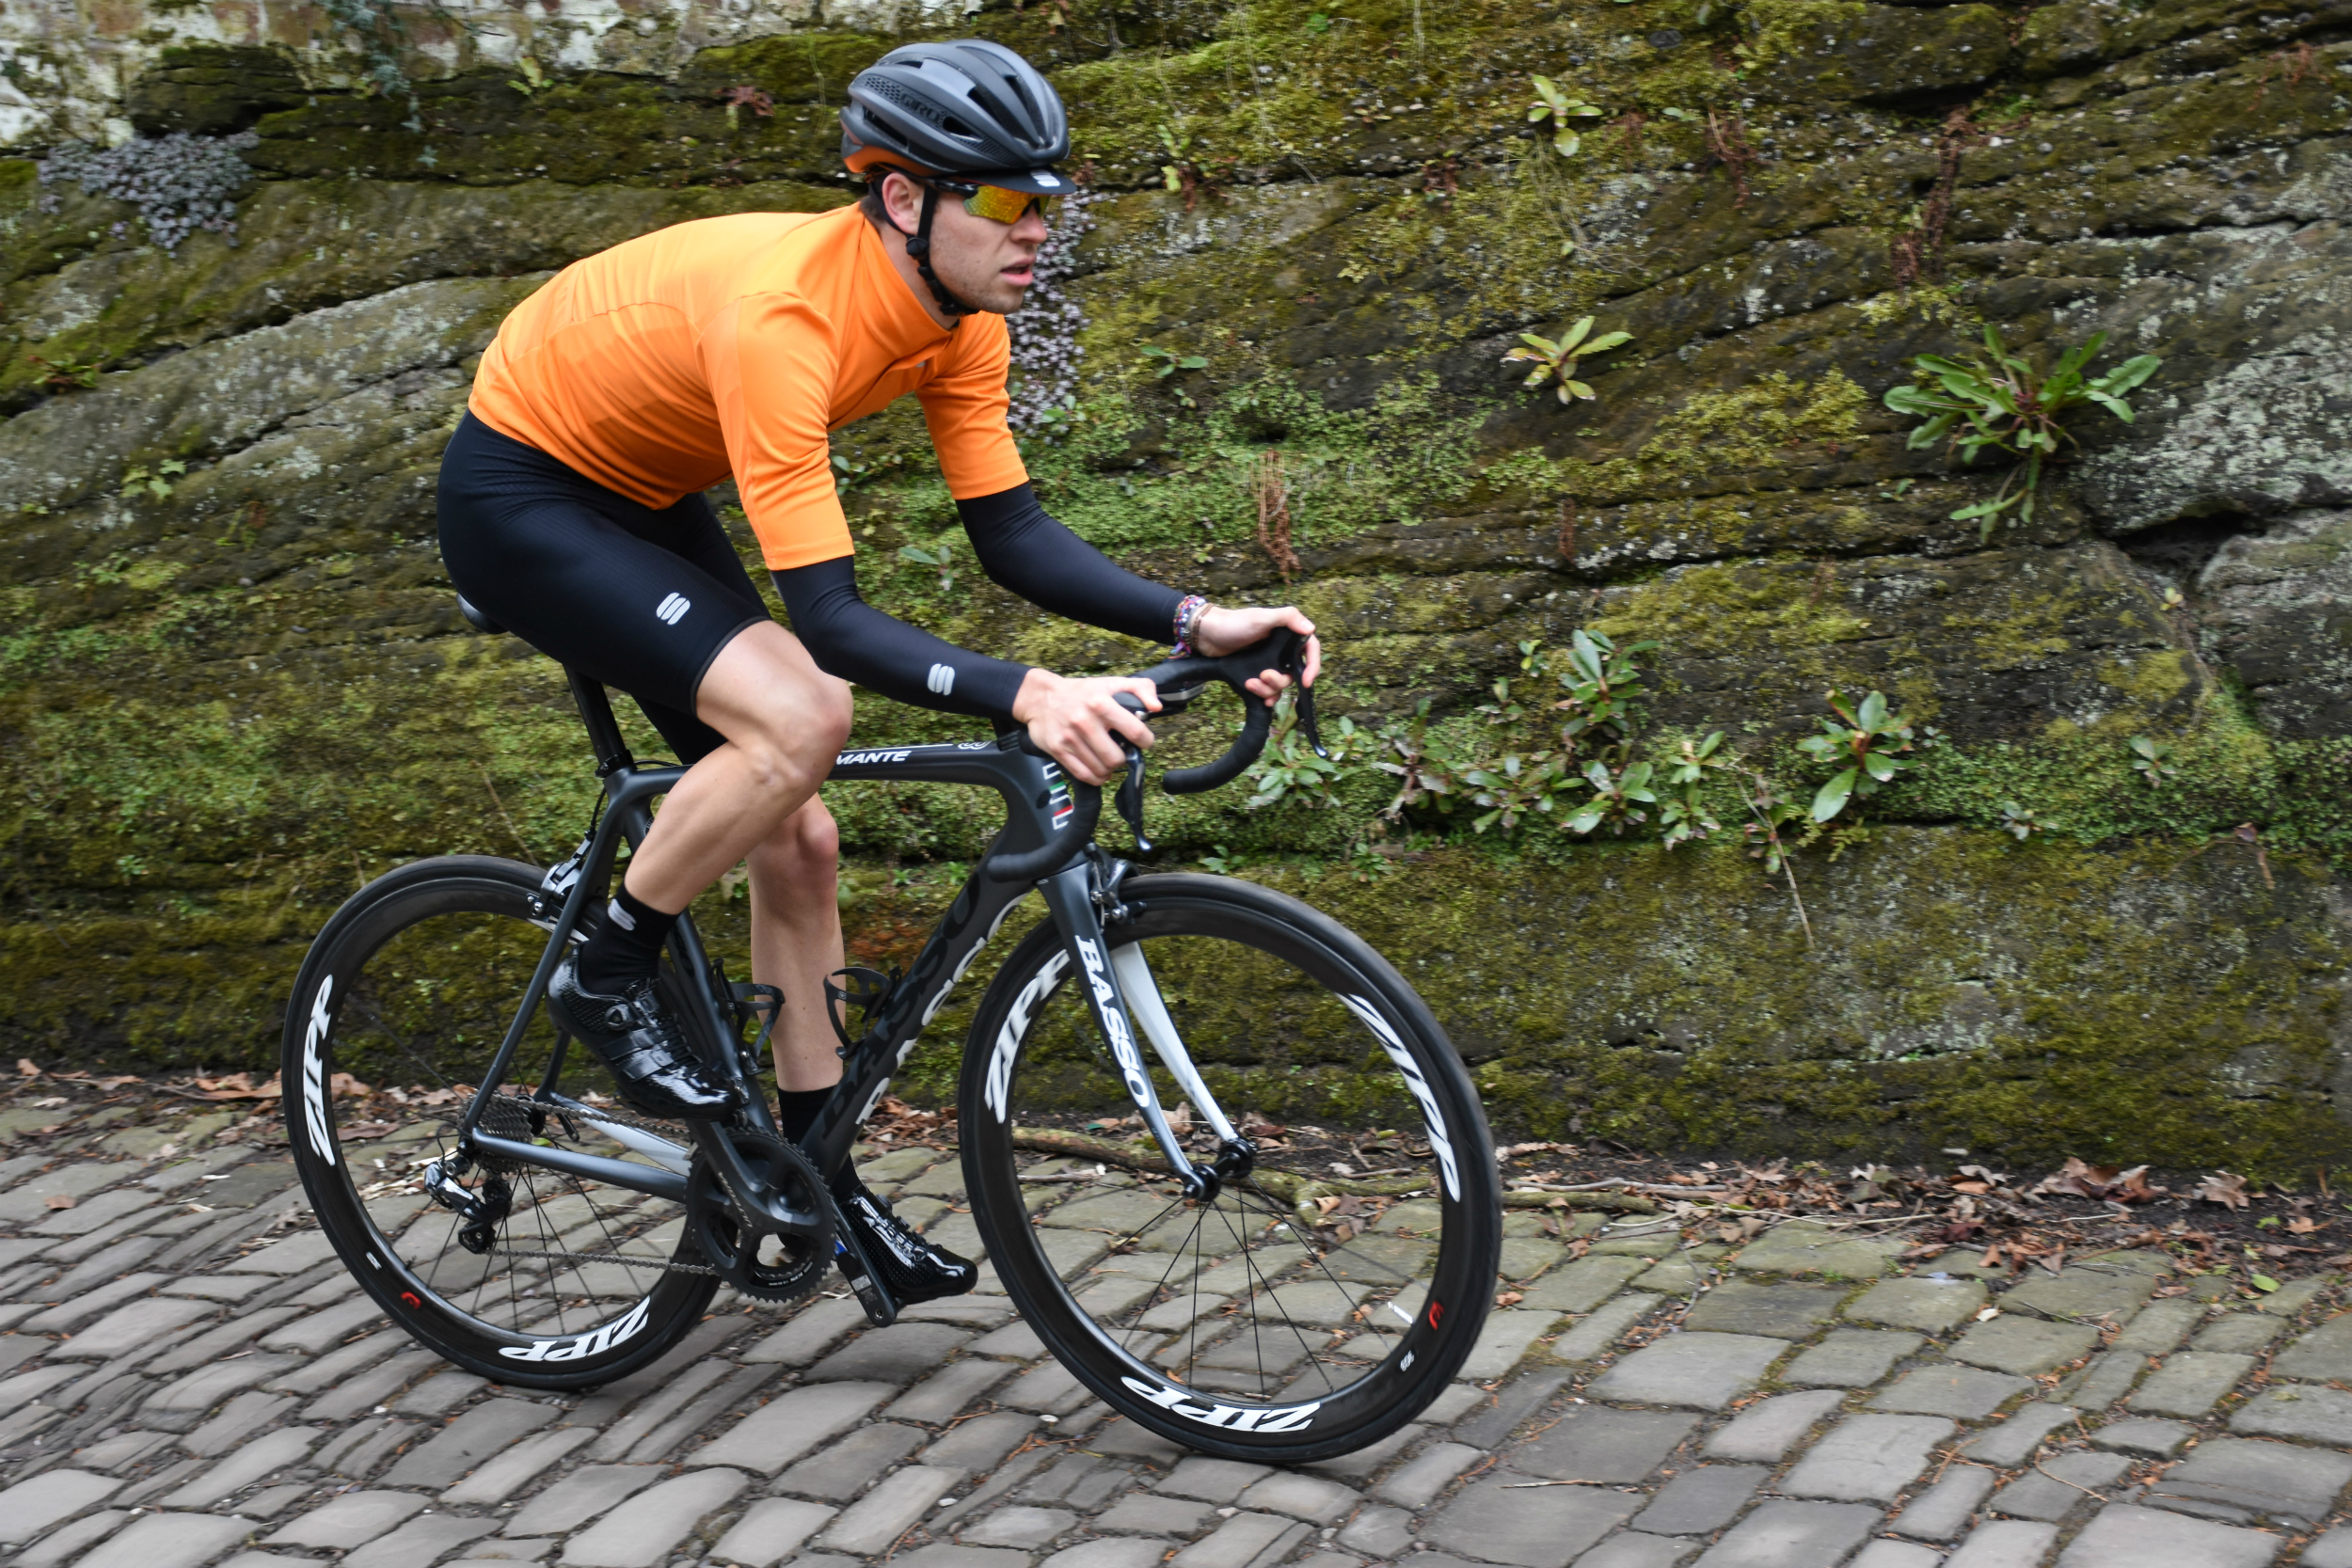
{"left": 881, "top": 171, "right": 926, "bottom": 238}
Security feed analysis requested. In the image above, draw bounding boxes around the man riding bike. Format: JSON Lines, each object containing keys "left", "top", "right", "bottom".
{"left": 436, "top": 40, "right": 1319, "bottom": 1307}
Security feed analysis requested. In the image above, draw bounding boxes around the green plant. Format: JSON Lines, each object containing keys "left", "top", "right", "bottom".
{"left": 2000, "top": 800, "right": 2055, "bottom": 840}
{"left": 1139, "top": 345, "right": 1209, "bottom": 407}
{"left": 1245, "top": 697, "right": 1359, "bottom": 811}
{"left": 2130, "top": 736, "right": 2178, "bottom": 788}
{"left": 1659, "top": 731, "right": 1732, "bottom": 849}
{"left": 25, "top": 352, "right": 102, "bottom": 390}
{"left": 1503, "top": 317, "right": 1633, "bottom": 404}
{"left": 897, "top": 541, "right": 956, "bottom": 592}
{"left": 1884, "top": 326, "right": 2162, "bottom": 536}
{"left": 509, "top": 57, "right": 549, "bottom": 97}
{"left": 1155, "top": 126, "right": 1225, "bottom": 210}
{"left": 120, "top": 460, "right": 186, "bottom": 500}
{"left": 1797, "top": 689, "right": 1928, "bottom": 823}
{"left": 1526, "top": 77, "right": 1603, "bottom": 156}
{"left": 1564, "top": 759, "right": 1656, "bottom": 836}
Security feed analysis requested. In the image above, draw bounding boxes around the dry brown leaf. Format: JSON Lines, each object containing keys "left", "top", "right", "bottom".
{"left": 2194, "top": 1171, "right": 2250, "bottom": 1210}
{"left": 43, "top": 1193, "right": 74, "bottom": 1210}
{"left": 2287, "top": 1217, "right": 2319, "bottom": 1236}
{"left": 192, "top": 1072, "right": 283, "bottom": 1101}
{"left": 1496, "top": 1291, "right": 1525, "bottom": 1308}
{"left": 2033, "top": 1158, "right": 2168, "bottom": 1203}
{"left": 15, "top": 1059, "right": 39, "bottom": 1077}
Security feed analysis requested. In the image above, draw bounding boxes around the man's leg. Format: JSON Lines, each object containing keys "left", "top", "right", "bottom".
{"left": 552, "top": 622, "right": 851, "bottom": 1117}
{"left": 618, "top": 622, "right": 852, "bottom": 914}
{"left": 747, "top": 795, "right": 848, "bottom": 1095}
{"left": 735, "top": 744, "right": 977, "bottom": 1304}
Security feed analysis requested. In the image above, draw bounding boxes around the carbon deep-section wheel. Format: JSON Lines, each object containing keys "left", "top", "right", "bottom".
{"left": 959, "top": 873, "right": 1501, "bottom": 1462}
{"left": 283, "top": 856, "right": 717, "bottom": 1388}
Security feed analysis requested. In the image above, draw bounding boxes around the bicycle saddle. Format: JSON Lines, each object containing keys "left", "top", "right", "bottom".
{"left": 455, "top": 594, "right": 506, "bottom": 636}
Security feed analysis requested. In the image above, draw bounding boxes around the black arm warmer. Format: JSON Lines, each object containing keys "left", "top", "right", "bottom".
{"left": 771, "top": 557, "right": 1033, "bottom": 723}
{"left": 957, "top": 483, "right": 1184, "bottom": 645}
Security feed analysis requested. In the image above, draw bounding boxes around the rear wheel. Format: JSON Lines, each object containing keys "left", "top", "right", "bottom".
{"left": 283, "top": 856, "right": 716, "bottom": 1388}
{"left": 959, "top": 873, "right": 1500, "bottom": 1462}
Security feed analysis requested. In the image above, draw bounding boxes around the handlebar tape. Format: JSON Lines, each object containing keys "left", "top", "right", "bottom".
{"left": 984, "top": 629, "right": 1307, "bottom": 879}
{"left": 1158, "top": 626, "right": 1302, "bottom": 797}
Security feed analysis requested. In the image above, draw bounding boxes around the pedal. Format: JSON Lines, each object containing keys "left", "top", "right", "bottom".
{"left": 832, "top": 1225, "right": 902, "bottom": 1327}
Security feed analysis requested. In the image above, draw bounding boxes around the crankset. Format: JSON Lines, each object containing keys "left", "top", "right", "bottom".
{"left": 683, "top": 1128, "right": 835, "bottom": 1302}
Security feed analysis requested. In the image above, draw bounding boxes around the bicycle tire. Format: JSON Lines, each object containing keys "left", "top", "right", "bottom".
{"left": 284, "top": 855, "right": 718, "bottom": 1389}
{"left": 958, "top": 872, "right": 1500, "bottom": 1462}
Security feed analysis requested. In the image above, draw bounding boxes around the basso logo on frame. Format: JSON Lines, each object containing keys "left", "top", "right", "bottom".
{"left": 1119, "top": 1376, "right": 1321, "bottom": 1433}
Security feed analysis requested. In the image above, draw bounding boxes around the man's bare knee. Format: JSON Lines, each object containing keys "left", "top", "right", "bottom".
{"left": 750, "top": 801, "right": 838, "bottom": 884}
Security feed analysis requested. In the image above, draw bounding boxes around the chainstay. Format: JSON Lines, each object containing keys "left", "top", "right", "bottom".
{"left": 489, "top": 1243, "right": 718, "bottom": 1277}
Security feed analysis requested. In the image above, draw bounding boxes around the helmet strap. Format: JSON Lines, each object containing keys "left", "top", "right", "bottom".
{"left": 898, "top": 182, "right": 976, "bottom": 321}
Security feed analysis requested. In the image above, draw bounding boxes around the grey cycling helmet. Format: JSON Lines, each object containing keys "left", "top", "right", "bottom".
{"left": 841, "top": 40, "right": 1070, "bottom": 318}
{"left": 841, "top": 39, "right": 1070, "bottom": 193}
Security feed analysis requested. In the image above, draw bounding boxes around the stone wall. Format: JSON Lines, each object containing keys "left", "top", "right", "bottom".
{"left": 4, "top": 0, "right": 2350, "bottom": 1165}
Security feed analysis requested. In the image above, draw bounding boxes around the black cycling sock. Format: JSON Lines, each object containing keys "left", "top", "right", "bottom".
{"left": 775, "top": 1087, "right": 831, "bottom": 1145}
{"left": 578, "top": 884, "right": 678, "bottom": 994}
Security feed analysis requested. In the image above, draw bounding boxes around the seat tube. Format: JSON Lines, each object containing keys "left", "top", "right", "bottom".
{"left": 1035, "top": 864, "right": 1203, "bottom": 1194}
{"left": 567, "top": 670, "right": 635, "bottom": 773}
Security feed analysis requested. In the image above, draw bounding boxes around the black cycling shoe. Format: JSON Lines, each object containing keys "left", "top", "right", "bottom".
{"left": 834, "top": 1173, "right": 977, "bottom": 1305}
{"left": 546, "top": 954, "right": 741, "bottom": 1120}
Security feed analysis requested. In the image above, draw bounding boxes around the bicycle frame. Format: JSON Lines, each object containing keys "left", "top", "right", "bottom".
{"left": 453, "top": 674, "right": 1223, "bottom": 1276}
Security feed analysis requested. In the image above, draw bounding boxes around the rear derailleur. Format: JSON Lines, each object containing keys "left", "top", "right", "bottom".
{"left": 423, "top": 1154, "right": 512, "bottom": 1256}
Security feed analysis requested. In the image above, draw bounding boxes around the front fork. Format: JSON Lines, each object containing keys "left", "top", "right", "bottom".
{"left": 1036, "top": 858, "right": 1254, "bottom": 1199}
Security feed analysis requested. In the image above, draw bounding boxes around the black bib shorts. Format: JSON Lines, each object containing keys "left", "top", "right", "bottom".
{"left": 437, "top": 413, "right": 771, "bottom": 763}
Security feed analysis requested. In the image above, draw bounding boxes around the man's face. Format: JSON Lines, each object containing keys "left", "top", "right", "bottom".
{"left": 882, "top": 173, "right": 1052, "bottom": 316}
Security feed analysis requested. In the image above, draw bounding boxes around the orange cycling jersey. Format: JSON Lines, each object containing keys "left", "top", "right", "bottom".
{"left": 469, "top": 204, "right": 1027, "bottom": 571}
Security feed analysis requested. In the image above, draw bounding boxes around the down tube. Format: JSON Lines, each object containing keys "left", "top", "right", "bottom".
{"left": 799, "top": 866, "right": 1039, "bottom": 1176}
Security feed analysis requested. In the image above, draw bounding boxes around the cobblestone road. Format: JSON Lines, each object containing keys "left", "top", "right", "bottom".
{"left": 3, "top": 1105, "right": 2349, "bottom": 1568}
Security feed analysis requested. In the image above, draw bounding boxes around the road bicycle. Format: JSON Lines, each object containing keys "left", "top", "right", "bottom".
{"left": 284, "top": 605, "right": 1500, "bottom": 1461}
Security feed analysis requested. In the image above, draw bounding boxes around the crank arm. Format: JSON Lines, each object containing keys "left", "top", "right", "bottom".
{"left": 691, "top": 1122, "right": 831, "bottom": 1235}
{"left": 1038, "top": 865, "right": 1207, "bottom": 1197}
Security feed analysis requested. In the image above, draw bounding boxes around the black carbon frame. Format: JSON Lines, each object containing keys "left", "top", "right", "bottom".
{"left": 453, "top": 699, "right": 1198, "bottom": 1251}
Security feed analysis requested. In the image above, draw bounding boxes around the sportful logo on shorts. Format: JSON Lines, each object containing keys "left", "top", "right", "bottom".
{"left": 928, "top": 662, "right": 956, "bottom": 696}
{"left": 655, "top": 593, "right": 691, "bottom": 626}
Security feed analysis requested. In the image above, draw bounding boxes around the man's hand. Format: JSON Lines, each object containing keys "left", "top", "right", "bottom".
{"left": 1012, "top": 669, "right": 1161, "bottom": 786}
{"left": 1192, "top": 604, "right": 1321, "bottom": 704}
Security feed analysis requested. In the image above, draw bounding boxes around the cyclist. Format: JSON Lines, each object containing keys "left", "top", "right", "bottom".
{"left": 437, "top": 39, "right": 1319, "bottom": 1305}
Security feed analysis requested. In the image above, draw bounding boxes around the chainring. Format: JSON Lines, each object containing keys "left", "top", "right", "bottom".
{"left": 684, "top": 1128, "right": 834, "bottom": 1303}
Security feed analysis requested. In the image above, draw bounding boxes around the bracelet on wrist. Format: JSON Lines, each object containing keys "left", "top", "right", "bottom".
{"left": 1172, "top": 594, "right": 1210, "bottom": 656}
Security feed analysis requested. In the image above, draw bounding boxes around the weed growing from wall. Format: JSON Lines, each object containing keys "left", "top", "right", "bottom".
{"left": 1885, "top": 325, "right": 2162, "bottom": 536}
{"left": 37, "top": 133, "right": 261, "bottom": 252}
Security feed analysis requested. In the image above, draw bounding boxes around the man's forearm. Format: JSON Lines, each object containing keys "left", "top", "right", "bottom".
{"left": 957, "top": 483, "right": 1184, "bottom": 645}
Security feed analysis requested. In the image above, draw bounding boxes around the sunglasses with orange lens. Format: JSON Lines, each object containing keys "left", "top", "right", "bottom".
{"left": 954, "top": 182, "right": 1060, "bottom": 224}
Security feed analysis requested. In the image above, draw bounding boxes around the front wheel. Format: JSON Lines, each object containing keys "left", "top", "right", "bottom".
{"left": 283, "top": 856, "right": 718, "bottom": 1389}
{"left": 959, "top": 873, "right": 1500, "bottom": 1463}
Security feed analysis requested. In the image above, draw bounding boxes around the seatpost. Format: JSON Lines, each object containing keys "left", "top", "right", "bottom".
{"left": 565, "top": 670, "right": 636, "bottom": 775}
